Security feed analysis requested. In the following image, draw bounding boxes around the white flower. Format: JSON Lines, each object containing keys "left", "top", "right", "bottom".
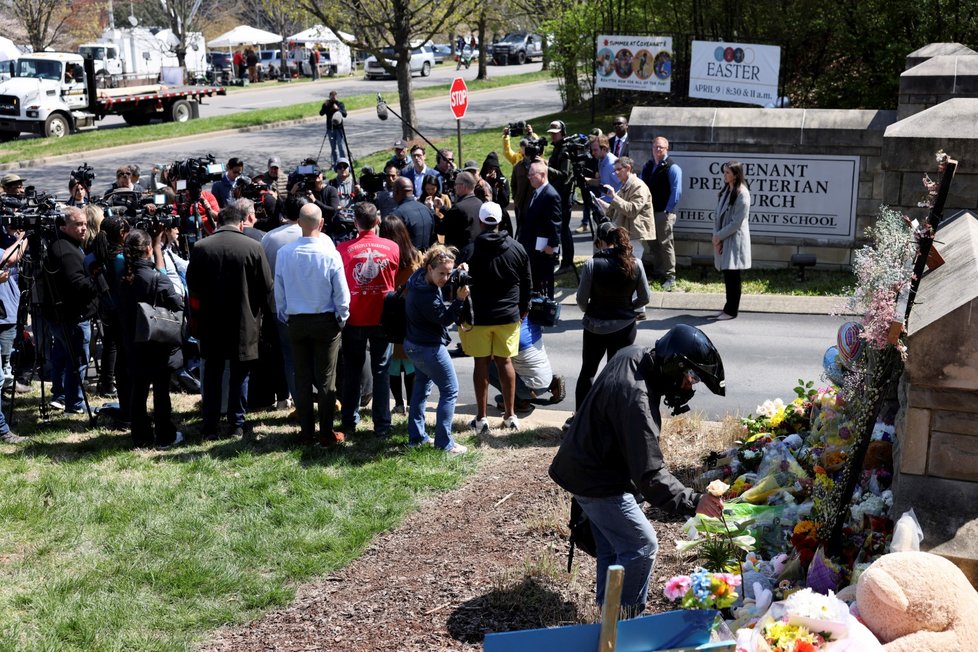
{"left": 707, "top": 480, "right": 730, "bottom": 497}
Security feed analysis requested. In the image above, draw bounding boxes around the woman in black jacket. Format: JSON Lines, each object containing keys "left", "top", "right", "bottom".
{"left": 574, "top": 222, "right": 650, "bottom": 410}
{"left": 119, "top": 228, "right": 185, "bottom": 449}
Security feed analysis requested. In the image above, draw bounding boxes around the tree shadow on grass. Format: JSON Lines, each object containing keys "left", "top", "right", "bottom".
{"left": 445, "top": 575, "right": 580, "bottom": 644}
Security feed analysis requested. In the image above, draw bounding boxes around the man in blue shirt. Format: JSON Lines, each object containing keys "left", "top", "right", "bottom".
{"left": 274, "top": 203, "right": 350, "bottom": 447}
{"left": 211, "top": 157, "right": 245, "bottom": 208}
{"left": 640, "top": 136, "right": 683, "bottom": 292}
{"left": 587, "top": 135, "right": 621, "bottom": 203}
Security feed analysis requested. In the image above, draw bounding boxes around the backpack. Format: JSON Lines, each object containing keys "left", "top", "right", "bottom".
{"left": 566, "top": 496, "right": 597, "bottom": 572}
{"left": 381, "top": 284, "right": 407, "bottom": 344}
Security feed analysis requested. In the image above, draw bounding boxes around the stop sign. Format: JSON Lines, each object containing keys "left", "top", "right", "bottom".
{"left": 449, "top": 77, "right": 468, "bottom": 119}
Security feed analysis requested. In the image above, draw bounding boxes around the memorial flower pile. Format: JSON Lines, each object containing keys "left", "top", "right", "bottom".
{"left": 663, "top": 568, "right": 742, "bottom": 610}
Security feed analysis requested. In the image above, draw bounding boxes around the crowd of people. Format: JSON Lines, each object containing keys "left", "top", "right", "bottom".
{"left": 0, "top": 115, "right": 751, "bottom": 458}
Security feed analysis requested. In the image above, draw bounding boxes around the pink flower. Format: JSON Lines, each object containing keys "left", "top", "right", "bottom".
{"left": 664, "top": 575, "right": 691, "bottom": 601}
{"left": 715, "top": 572, "right": 742, "bottom": 588}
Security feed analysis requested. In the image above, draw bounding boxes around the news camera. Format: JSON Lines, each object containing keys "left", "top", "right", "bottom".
{"left": 69, "top": 163, "right": 96, "bottom": 190}
{"left": 296, "top": 163, "right": 321, "bottom": 193}
{"left": 132, "top": 193, "right": 180, "bottom": 232}
{"left": 358, "top": 167, "right": 385, "bottom": 195}
{"left": 507, "top": 120, "right": 529, "bottom": 137}
{"left": 563, "top": 133, "right": 592, "bottom": 165}
{"left": 0, "top": 193, "right": 62, "bottom": 234}
{"left": 172, "top": 155, "right": 225, "bottom": 191}
{"left": 523, "top": 135, "right": 548, "bottom": 159}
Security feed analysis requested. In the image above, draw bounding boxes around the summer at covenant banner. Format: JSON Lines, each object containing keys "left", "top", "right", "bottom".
{"left": 668, "top": 153, "right": 859, "bottom": 243}
{"left": 595, "top": 34, "right": 672, "bottom": 92}
{"left": 689, "top": 41, "right": 781, "bottom": 107}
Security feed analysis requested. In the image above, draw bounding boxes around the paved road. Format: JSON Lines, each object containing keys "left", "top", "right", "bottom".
{"left": 88, "top": 61, "right": 545, "bottom": 131}
{"left": 18, "top": 78, "right": 564, "bottom": 197}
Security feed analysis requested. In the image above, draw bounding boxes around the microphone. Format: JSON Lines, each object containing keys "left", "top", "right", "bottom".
{"left": 376, "top": 94, "right": 388, "bottom": 121}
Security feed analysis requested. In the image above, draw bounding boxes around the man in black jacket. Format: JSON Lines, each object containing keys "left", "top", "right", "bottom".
{"left": 461, "top": 202, "right": 531, "bottom": 433}
{"left": 436, "top": 171, "right": 482, "bottom": 262}
{"left": 546, "top": 120, "right": 575, "bottom": 272}
{"left": 392, "top": 177, "right": 435, "bottom": 251}
{"left": 187, "top": 203, "right": 274, "bottom": 440}
{"left": 44, "top": 207, "right": 98, "bottom": 414}
{"left": 519, "top": 160, "right": 561, "bottom": 298}
{"left": 549, "top": 325, "right": 726, "bottom": 617}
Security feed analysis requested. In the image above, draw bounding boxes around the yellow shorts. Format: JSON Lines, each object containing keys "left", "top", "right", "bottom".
{"left": 459, "top": 322, "right": 520, "bottom": 358}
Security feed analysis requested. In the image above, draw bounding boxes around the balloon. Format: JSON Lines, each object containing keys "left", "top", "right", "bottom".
{"left": 837, "top": 321, "right": 864, "bottom": 367}
{"left": 823, "top": 346, "right": 845, "bottom": 384}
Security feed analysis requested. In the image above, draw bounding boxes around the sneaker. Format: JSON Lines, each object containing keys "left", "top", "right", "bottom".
{"left": 549, "top": 375, "right": 566, "bottom": 404}
{"left": 275, "top": 398, "right": 293, "bottom": 411}
{"left": 408, "top": 435, "right": 433, "bottom": 448}
{"left": 562, "top": 415, "right": 574, "bottom": 432}
{"left": 156, "top": 431, "right": 185, "bottom": 450}
{"left": 392, "top": 404, "right": 406, "bottom": 415}
{"left": 0, "top": 431, "right": 26, "bottom": 443}
{"left": 574, "top": 224, "right": 589, "bottom": 234}
{"left": 64, "top": 405, "right": 85, "bottom": 415}
{"left": 502, "top": 414, "right": 520, "bottom": 430}
{"left": 49, "top": 399, "right": 66, "bottom": 411}
{"left": 715, "top": 312, "right": 736, "bottom": 321}
{"left": 469, "top": 417, "right": 489, "bottom": 434}
{"left": 445, "top": 443, "right": 468, "bottom": 456}
{"left": 661, "top": 278, "right": 676, "bottom": 292}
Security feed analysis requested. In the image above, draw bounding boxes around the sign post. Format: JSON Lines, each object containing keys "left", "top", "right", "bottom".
{"left": 449, "top": 77, "right": 468, "bottom": 162}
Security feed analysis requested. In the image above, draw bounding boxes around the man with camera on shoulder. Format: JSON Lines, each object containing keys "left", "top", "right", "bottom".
{"left": 43, "top": 206, "right": 99, "bottom": 414}
{"left": 546, "top": 120, "right": 576, "bottom": 273}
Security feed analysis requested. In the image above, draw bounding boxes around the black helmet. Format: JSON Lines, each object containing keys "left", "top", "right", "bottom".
{"left": 651, "top": 325, "right": 725, "bottom": 413}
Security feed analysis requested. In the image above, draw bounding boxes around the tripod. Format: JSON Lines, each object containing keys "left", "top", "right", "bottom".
{"left": 4, "top": 229, "right": 96, "bottom": 427}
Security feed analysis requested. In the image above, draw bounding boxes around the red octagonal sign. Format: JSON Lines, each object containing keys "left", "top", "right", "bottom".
{"left": 449, "top": 77, "right": 468, "bottom": 119}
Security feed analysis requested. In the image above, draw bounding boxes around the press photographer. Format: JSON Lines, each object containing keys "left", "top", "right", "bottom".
{"left": 167, "top": 156, "right": 223, "bottom": 242}
{"left": 546, "top": 121, "right": 576, "bottom": 273}
{"left": 66, "top": 164, "right": 95, "bottom": 207}
{"left": 289, "top": 161, "right": 343, "bottom": 236}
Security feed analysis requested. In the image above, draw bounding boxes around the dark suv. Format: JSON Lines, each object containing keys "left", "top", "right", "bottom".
{"left": 490, "top": 32, "right": 543, "bottom": 65}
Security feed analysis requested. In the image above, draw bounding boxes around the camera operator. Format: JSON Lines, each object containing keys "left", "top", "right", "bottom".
{"left": 374, "top": 164, "right": 400, "bottom": 215}
{"left": 546, "top": 121, "right": 576, "bottom": 274}
{"left": 290, "top": 164, "right": 340, "bottom": 225}
{"left": 1, "top": 174, "right": 26, "bottom": 199}
{"left": 386, "top": 140, "right": 409, "bottom": 173}
{"left": 211, "top": 157, "right": 245, "bottom": 208}
{"left": 328, "top": 158, "right": 357, "bottom": 209}
{"left": 319, "top": 91, "right": 348, "bottom": 167}
{"left": 43, "top": 206, "right": 99, "bottom": 414}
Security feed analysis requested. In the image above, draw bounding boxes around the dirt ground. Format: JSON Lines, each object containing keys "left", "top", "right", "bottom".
{"left": 201, "top": 411, "right": 730, "bottom": 652}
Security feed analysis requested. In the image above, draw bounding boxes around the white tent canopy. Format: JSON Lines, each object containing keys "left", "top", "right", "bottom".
{"left": 287, "top": 25, "right": 354, "bottom": 45}
{"left": 207, "top": 26, "right": 283, "bottom": 49}
{"left": 0, "top": 36, "right": 21, "bottom": 61}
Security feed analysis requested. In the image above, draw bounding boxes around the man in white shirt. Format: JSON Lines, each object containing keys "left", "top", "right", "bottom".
{"left": 274, "top": 203, "right": 350, "bottom": 447}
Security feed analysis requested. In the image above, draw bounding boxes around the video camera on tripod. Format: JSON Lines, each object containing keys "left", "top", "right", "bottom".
{"left": 562, "top": 133, "right": 593, "bottom": 172}
{"left": 171, "top": 155, "right": 225, "bottom": 194}
{"left": 69, "top": 163, "right": 96, "bottom": 190}
{"left": 0, "top": 192, "right": 62, "bottom": 235}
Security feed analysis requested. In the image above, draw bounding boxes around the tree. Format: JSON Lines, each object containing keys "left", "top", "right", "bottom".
{"left": 297, "top": 0, "right": 474, "bottom": 139}
{"left": 157, "top": 0, "right": 206, "bottom": 67}
{"left": 6, "top": 0, "right": 72, "bottom": 52}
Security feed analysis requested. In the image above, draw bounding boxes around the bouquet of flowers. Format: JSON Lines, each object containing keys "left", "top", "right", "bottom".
{"left": 664, "top": 567, "right": 742, "bottom": 610}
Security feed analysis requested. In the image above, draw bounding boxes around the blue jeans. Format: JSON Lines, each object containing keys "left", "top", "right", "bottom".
{"left": 201, "top": 358, "right": 251, "bottom": 432}
{"left": 50, "top": 320, "right": 91, "bottom": 411}
{"left": 276, "top": 318, "right": 297, "bottom": 400}
{"left": 403, "top": 340, "right": 457, "bottom": 450}
{"left": 341, "top": 325, "right": 392, "bottom": 435}
{"left": 575, "top": 493, "right": 659, "bottom": 614}
{"left": 328, "top": 128, "right": 346, "bottom": 167}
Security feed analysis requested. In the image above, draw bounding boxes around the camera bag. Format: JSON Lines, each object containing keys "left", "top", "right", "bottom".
{"left": 381, "top": 284, "right": 407, "bottom": 344}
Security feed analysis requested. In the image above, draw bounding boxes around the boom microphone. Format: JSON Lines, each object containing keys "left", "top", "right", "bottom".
{"left": 376, "top": 94, "right": 389, "bottom": 121}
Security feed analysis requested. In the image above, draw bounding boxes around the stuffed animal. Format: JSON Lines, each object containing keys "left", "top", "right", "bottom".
{"left": 856, "top": 550, "right": 978, "bottom": 651}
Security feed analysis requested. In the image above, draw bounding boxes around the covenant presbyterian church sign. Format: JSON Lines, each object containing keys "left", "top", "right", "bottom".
{"left": 668, "top": 152, "right": 859, "bottom": 242}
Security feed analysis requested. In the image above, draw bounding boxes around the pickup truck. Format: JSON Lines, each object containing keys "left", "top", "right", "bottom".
{"left": 489, "top": 32, "right": 543, "bottom": 65}
{"left": 0, "top": 52, "right": 225, "bottom": 140}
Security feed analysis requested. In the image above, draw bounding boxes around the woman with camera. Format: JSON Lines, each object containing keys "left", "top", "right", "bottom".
{"left": 119, "top": 228, "right": 185, "bottom": 449}
{"left": 574, "top": 222, "right": 650, "bottom": 411}
{"left": 403, "top": 245, "right": 469, "bottom": 455}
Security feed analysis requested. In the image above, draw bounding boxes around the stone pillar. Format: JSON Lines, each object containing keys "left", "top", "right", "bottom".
{"left": 894, "top": 209, "right": 978, "bottom": 584}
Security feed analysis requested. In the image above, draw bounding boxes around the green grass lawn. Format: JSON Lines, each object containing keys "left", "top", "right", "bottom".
{"left": 0, "top": 70, "right": 552, "bottom": 165}
{"left": 0, "top": 396, "right": 478, "bottom": 650}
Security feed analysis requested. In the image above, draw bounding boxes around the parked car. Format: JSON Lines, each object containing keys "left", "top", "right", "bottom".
{"left": 489, "top": 32, "right": 543, "bottom": 65}
{"left": 206, "top": 51, "right": 233, "bottom": 84}
{"left": 364, "top": 45, "right": 435, "bottom": 79}
{"left": 431, "top": 44, "right": 452, "bottom": 64}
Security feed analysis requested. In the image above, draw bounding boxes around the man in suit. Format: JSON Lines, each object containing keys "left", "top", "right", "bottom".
{"left": 436, "top": 171, "right": 482, "bottom": 262}
{"left": 392, "top": 177, "right": 435, "bottom": 251}
{"left": 608, "top": 116, "right": 630, "bottom": 158}
{"left": 401, "top": 145, "right": 440, "bottom": 198}
{"left": 518, "top": 160, "right": 561, "bottom": 298}
{"left": 187, "top": 198, "right": 274, "bottom": 440}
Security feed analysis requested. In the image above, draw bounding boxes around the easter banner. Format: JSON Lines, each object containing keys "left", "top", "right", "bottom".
{"left": 595, "top": 35, "right": 673, "bottom": 92}
{"left": 689, "top": 41, "right": 781, "bottom": 107}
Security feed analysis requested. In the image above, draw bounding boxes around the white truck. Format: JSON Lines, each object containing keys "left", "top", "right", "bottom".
{"left": 0, "top": 52, "right": 225, "bottom": 140}
{"left": 78, "top": 28, "right": 207, "bottom": 85}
